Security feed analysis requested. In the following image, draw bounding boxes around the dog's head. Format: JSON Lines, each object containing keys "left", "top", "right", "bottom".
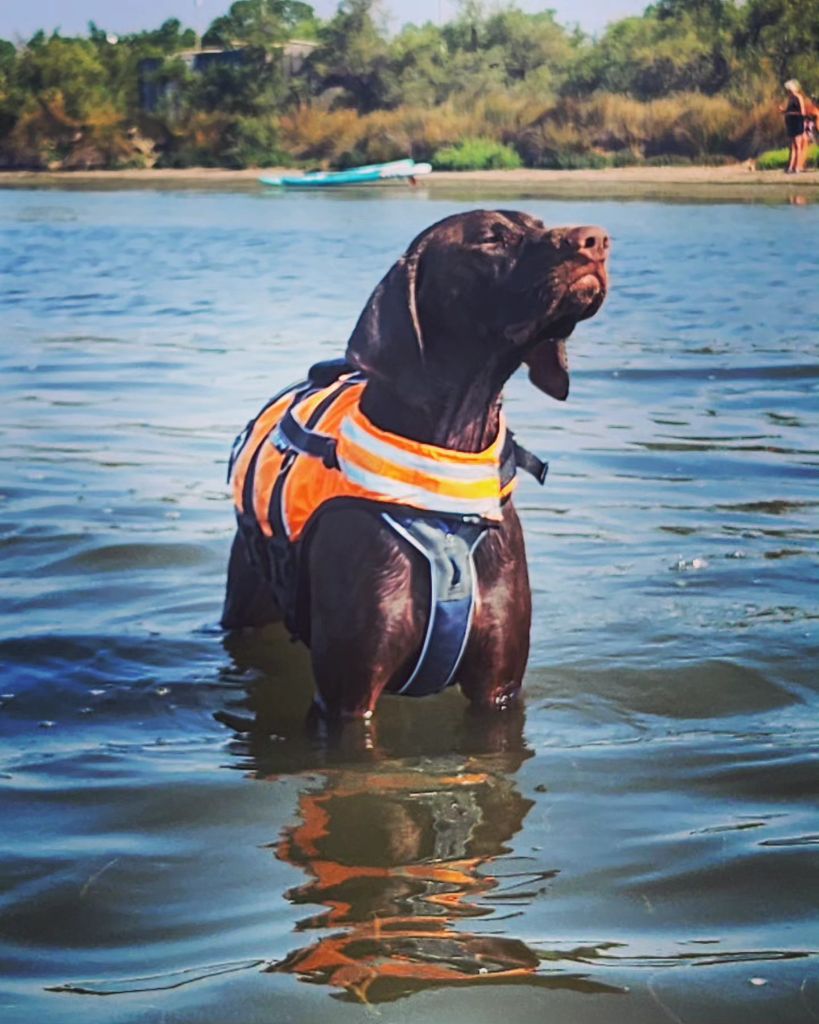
{"left": 346, "top": 209, "right": 609, "bottom": 402}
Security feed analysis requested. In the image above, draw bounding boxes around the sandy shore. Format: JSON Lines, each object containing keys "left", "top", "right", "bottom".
{"left": 1, "top": 163, "right": 817, "bottom": 197}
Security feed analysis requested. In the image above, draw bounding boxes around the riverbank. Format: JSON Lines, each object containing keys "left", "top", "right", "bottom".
{"left": 2, "top": 163, "right": 818, "bottom": 199}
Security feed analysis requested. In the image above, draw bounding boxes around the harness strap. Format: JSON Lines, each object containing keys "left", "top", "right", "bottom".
{"left": 382, "top": 511, "right": 488, "bottom": 697}
{"left": 270, "top": 365, "right": 365, "bottom": 470}
{"left": 512, "top": 437, "right": 549, "bottom": 485}
{"left": 275, "top": 408, "right": 339, "bottom": 468}
{"left": 227, "top": 377, "right": 308, "bottom": 485}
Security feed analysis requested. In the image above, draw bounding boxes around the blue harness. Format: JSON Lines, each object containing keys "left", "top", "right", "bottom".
{"left": 382, "top": 512, "right": 489, "bottom": 697}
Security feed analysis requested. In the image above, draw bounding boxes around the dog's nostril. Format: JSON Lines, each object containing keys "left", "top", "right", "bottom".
{"left": 565, "top": 225, "right": 610, "bottom": 256}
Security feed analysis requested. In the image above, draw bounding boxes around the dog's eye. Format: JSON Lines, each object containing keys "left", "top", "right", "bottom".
{"left": 478, "top": 227, "right": 513, "bottom": 247}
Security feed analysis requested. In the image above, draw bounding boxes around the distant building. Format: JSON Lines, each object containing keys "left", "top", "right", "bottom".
{"left": 138, "top": 41, "right": 318, "bottom": 112}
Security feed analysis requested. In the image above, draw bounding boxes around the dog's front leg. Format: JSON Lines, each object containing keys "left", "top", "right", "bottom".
{"left": 306, "top": 509, "right": 426, "bottom": 720}
{"left": 457, "top": 508, "right": 532, "bottom": 710}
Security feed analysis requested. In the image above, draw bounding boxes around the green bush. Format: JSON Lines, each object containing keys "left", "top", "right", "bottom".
{"left": 223, "top": 115, "right": 284, "bottom": 168}
{"left": 756, "top": 145, "right": 819, "bottom": 170}
{"left": 431, "top": 137, "right": 522, "bottom": 170}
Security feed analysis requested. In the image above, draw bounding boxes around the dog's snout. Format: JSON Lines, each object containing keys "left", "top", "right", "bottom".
{"left": 564, "top": 226, "right": 610, "bottom": 261}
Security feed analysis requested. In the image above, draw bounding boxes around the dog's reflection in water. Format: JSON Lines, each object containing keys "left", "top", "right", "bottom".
{"left": 252, "top": 722, "right": 611, "bottom": 1004}
{"left": 269, "top": 758, "right": 539, "bottom": 1002}
{"left": 220, "top": 641, "right": 620, "bottom": 1003}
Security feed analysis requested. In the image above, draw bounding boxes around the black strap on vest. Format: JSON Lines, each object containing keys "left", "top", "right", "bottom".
{"left": 504, "top": 431, "right": 549, "bottom": 487}
{"left": 227, "top": 377, "right": 313, "bottom": 485}
{"left": 275, "top": 408, "right": 339, "bottom": 469}
{"left": 271, "top": 362, "right": 366, "bottom": 470}
{"left": 381, "top": 511, "right": 488, "bottom": 697}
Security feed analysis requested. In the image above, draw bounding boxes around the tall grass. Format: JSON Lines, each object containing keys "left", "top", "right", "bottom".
{"left": 21, "top": 88, "right": 795, "bottom": 170}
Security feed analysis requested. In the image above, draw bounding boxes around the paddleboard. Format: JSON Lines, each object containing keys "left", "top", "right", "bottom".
{"left": 259, "top": 159, "right": 431, "bottom": 188}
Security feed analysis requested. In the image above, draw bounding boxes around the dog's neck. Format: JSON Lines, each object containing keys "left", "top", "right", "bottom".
{"left": 360, "top": 366, "right": 508, "bottom": 453}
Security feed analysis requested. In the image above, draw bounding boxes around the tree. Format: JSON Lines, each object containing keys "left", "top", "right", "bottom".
{"left": 740, "top": 0, "right": 819, "bottom": 89}
{"left": 203, "top": 0, "right": 318, "bottom": 48}
{"left": 85, "top": 20, "right": 197, "bottom": 114}
{"left": 14, "top": 34, "right": 109, "bottom": 119}
{"left": 309, "top": 0, "right": 393, "bottom": 111}
{"left": 483, "top": 7, "right": 574, "bottom": 88}
{"left": 387, "top": 23, "right": 449, "bottom": 106}
{"left": 564, "top": 6, "right": 738, "bottom": 98}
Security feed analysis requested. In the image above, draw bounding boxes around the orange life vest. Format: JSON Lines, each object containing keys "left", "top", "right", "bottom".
{"left": 230, "top": 374, "right": 517, "bottom": 542}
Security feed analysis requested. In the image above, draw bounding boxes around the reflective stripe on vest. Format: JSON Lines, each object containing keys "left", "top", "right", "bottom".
{"left": 336, "top": 401, "right": 513, "bottom": 520}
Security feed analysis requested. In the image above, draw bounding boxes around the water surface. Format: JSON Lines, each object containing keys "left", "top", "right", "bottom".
{"left": 1, "top": 186, "right": 818, "bottom": 1023}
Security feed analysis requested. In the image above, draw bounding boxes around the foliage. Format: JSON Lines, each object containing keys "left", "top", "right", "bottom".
{"left": 308, "top": 0, "right": 394, "bottom": 112}
{"left": 432, "top": 136, "right": 522, "bottom": 170}
{"left": 1, "top": 0, "right": 818, "bottom": 170}
{"left": 563, "top": 4, "right": 739, "bottom": 100}
{"left": 740, "top": 0, "right": 819, "bottom": 88}
{"left": 202, "top": 0, "right": 318, "bottom": 48}
{"left": 756, "top": 143, "right": 819, "bottom": 169}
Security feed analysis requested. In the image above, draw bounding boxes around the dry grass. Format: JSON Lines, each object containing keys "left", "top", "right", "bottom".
{"left": 6, "top": 86, "right": 795, "bottom": 170}
{"left": 279, "top": 106, "right": 361, "bottom": 163}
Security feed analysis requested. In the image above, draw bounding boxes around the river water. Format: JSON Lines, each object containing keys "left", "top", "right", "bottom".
{"left": 1, "top": 184, "right": 817, "bottom": 1024}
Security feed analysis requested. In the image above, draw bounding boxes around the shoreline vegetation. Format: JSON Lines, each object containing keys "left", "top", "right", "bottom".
{"left": 3, "top": 164, "right": 818, "bottom": 199}
{"left": 1, "top": 0, "right": 817, "bottom": 174}
{"left": 2, "top": 164, "right": 818, "bottom": 182}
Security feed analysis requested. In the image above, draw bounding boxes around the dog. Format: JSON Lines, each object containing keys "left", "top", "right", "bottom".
{"left": 222, "top": 210, "right": 609, "bottom": 722}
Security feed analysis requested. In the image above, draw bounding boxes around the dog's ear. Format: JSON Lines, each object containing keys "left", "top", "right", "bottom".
{"left": 345, "top": 250, "right": 425, "bottom": 386}
{"left": 525, "top": 339, "right": 570, "bottom": 401}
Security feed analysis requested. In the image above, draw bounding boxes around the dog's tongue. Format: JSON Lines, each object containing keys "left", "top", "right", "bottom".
{"left": 525, "top": 338, "right": 569, "bottom": 401}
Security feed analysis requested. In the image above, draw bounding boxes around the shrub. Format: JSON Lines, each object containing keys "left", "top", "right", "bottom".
{"left": 581, "top": 92, "right": 651, "bottom": 151}
{"left": 279, "top": 105, "right": 361, "bottom": 164}
{"left": 432, "top": 136, "right": 522, "bottom": 170}
{"left": 640, "top": 94, "right": 735, "bottom": 159}
{"left": 222, "top": 115, "right": 284, "bottom": 168}
{"left": 155, "top": 111, "right": 233, "bottom": 167}
{"left": 549, "top": 150, "right": 612, "bottom": 169}
{"left": 643, "top": 153, "right": 695, "bottom": 166}
{"left": 610, "top": 149, "right": 642, "bottom": 167}
{"left": 335, "top": 108, "right": 412, "bottom": 167}
{"left": 389, "top": 105, "right": 477, "bottom": 160}
{"left": 756, "top": 145, "right": 819, "bottom": 170}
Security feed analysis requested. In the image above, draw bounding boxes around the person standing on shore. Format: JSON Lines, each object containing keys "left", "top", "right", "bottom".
{"left": 780, "top": 79, "right": 812, "bottom": 173}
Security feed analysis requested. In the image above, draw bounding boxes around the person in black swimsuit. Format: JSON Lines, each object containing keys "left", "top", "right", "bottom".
{"left": 781, "top": 79, "right": 808, "bottom": 173}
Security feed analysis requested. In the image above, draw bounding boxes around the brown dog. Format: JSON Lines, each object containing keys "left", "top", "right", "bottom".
{"left": 222, "top": 210, "right": 608, "bottom": 721}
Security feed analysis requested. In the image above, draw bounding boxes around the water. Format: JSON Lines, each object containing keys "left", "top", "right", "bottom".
{"left": 1, "top": 185, "right": 818, "bottom": 1024}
